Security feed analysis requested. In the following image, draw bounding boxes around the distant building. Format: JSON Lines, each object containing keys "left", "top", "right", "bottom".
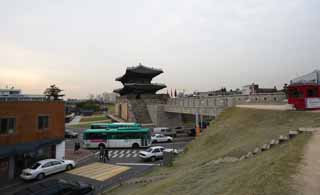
{"left": 242, "top": 83, "right": 277, "bottom": 95}
{"left": 0, "top": 92, "right": 65, "bottom": 181}
{"left": 0, "top": 88, "right": 21, "bottom": 96}
{"left": 194, "top": 88, "right": 241, "bottom": 97}
{"left": 288, "top": 70, "right": 320, "bottom": 110}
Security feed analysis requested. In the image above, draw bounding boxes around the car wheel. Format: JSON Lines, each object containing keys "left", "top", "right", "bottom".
{"left": 37, "top": 173, "right": 45, "bottom": 180}
{"left": 66, "top": 164, "right": 73, "bottom": 171}
{"left": 150, "top": 156, "right": 156, "bottom": 162}
{"left": 132, "top": 143, "right": 139, "bottom": 149}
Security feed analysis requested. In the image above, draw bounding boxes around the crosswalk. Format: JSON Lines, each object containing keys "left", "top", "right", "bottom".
{"left": 67, "top": 162, "right": 130, "bottom": 181}
{"left": 95, "top": 149, "right": 141, "bottom": 159}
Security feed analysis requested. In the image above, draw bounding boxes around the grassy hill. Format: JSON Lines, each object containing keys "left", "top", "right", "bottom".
{"left": 108, "top": 108, "right": 320, "bottom": 195}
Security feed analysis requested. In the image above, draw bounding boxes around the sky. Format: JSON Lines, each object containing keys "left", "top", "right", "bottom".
{"left": 1, "top": 0, "right": 320, "bottom": 98}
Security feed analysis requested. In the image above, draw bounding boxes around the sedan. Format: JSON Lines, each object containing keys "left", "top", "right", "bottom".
{"left": 139, "top": 146, "right": 165, "bottom": 162}
{"left": 20, "top": 159, "right": 76, "bottom": 180}
{"left": 151, "top": 134, "right": 173, "bottom": 143}
{"left": 65, "top": 129, "right": 78, "bottom": 139}
{"left": 14, "top": 179, "right": 94, "bottom": 195}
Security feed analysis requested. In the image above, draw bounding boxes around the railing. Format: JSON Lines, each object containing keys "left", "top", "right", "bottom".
{"left": 0, "top": 94, "right": 48, "bottom": 102}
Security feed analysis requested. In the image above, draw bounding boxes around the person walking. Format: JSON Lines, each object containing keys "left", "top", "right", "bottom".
{"left": 99, "top": 147, "right": 104, "bottom": 161}
{"left": 103, "top": 148, "right": 110, "bottom": 163}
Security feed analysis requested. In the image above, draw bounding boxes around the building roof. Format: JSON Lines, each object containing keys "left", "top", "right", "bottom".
{"left": 113, "top": 83, "right": 166, "bottom": 96}
{"left": 291, "top": 70, "right": 320, "bottom": 85}
{"left": 116, "top": 63, "right": 163, "bottom": 83}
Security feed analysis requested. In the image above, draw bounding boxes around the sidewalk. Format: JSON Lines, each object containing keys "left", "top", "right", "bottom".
{"left": 65, "top": 148, "right": 94, "bottom": 163}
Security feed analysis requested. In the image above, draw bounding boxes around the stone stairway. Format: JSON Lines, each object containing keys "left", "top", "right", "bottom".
{"left": 130, "top": 99, "right": 152, "bottom": 124}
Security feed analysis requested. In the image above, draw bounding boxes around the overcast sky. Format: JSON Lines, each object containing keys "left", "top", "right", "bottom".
{"left": 1, "top": 0, "right": 320, "bottom": 98}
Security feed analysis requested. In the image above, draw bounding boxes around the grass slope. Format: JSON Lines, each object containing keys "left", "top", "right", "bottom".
{"left": 80, "top": 115, "right": 108, "bottom": 122}
{"left": 108, "top": 108, "right": 320, "bottom": 195}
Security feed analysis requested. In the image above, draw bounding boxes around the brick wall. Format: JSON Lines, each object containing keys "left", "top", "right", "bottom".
{"left": 0, "top": 101, "right": 65, "bottom": 145}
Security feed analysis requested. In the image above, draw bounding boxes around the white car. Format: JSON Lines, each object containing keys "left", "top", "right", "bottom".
{"left": 139, "top": 146, "right": 165, "bottom": 161}
{"left": 20, "top": 159, "right": 76, "bottom": 180}
{"left": 151, "top": 134, "right": 173, "bottom": 143}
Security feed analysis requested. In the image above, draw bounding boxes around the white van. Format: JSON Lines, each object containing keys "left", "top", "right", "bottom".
{"left": 153, "top": 127, "right": 176, "bottom": 137}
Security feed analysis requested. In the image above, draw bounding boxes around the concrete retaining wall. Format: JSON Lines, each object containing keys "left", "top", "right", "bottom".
{"left": 147, "top": 104, "right": 182, "bottom": 128}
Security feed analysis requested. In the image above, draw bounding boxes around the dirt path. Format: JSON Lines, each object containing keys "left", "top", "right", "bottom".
{"left": 294, "top": 130, "right": 320, "bottom": 195}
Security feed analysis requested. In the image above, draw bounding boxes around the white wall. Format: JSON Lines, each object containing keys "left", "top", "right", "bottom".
{"left": 55, "top": 141, "right": 65, "bottom": 160}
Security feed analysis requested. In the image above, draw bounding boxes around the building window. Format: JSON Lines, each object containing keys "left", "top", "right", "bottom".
{"left": 289, "top": 88, "right": 303, "bottom": 98}
{"left": 38, "top": 116, "right": 49, "bottom": 130}
{"left": 0, "top": 118, "right": 16, "bottom": 134}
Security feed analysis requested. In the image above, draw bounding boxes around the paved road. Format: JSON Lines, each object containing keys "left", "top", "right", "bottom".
{"left": 2, "top": 134, "right": 193, "bottom": 195}
{"left": 66, "top": 116, "right": 82, "bottom": 125}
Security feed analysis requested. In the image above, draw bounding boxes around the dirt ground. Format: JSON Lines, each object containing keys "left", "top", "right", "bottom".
{"left": 294, "top": 130, "right": 320, "bottom": 195}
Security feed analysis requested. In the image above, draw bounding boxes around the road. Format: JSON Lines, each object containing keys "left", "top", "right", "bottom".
{"left": 1, "top": 129, "right": 194, "bottom": 195}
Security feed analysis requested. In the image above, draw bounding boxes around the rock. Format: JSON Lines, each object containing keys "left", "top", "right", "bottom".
{"left": 239, "top": 155, "right": 246, "bottom": 161}
{"left": 246, "top": 152, "right": 253, "bottom": 158}
{"left": 261, "top": 144, "right": 270, "bottom": 151}
{"left": 253, "top": 147, "right": 262, "bottom": 154}
{"left": 288, "top": 130, "right": 299, "bottom": 138}
{"left": 213, "top": 158, "right": 223, "bottom": 164}
{"left": 223, "top": 157, "right": 238, "bottom": 163}
{"left": 270, "top": 139, "right": 279, "bottom": 145}
{"left": 298, "top": 127, "right": 320, "bottom": 132}
{"left": 279, "top": 135, "right": 289, "bottom": 141}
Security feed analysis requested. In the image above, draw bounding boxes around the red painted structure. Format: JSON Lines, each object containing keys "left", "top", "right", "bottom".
{"left": 288, "top": 83, "right": 320, "bottom": 110}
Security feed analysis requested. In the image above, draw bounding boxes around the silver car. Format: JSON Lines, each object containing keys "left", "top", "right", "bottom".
{"left": 20, "top": 159, "right": 76, "bottom": 180}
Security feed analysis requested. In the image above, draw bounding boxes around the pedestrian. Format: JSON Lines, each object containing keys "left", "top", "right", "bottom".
{"left": 76, "top": 141, "right": 81, "bottom": 153}
{"left": 103, "top": 148, "right": 109, "bottom": 163}
{"left": 74, "top": 142, "right": 78, "bottom": 154}
{"left": 99, "top": 147, "right": 104, "bottom": 161}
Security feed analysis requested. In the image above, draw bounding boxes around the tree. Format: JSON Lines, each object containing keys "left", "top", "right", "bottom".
{"left": 44, "top": 84, "right": 65, "bottom": 100}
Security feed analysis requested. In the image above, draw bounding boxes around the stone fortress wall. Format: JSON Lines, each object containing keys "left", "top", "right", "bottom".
{"left": 115, "top": 92, "right": 287, "bottom": 127}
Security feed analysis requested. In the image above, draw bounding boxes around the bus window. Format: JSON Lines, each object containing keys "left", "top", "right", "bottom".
{"left": 307, "top": 87, "right": 318, "bottom": 97}
{"left": 86, "top": 132, "right": 107, "bottom": 139}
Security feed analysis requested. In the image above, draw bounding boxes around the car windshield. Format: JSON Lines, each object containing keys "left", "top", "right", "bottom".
{"left": 146, "top": 148, "right": 153, "bottom": 152}
{"left": 30, "top": 163, "right": 41, "bottom": 170}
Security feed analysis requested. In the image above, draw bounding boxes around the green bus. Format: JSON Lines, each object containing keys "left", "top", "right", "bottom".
{"left": 82, "top": 127, "right": 151, "bottom": 149}
{"left": 90, "top": 122, "right": 141, "bottom": 130}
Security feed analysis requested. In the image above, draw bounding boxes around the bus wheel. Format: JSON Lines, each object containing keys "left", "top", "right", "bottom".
{"left": 132, "top": 143, "right": 139, "bottom": 149}
{"left": 98, "top": 144, "right": 105, "bottom": 150}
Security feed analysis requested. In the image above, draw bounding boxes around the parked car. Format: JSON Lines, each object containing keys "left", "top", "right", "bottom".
{"left": 14, "top": 179, "right": 94, "bottom": 195}
{"left": 20, "top": 159, "right": 76, "bottom": 180}
{"left": 151, "top": 134, "right": 173, "bottom": 143}
{"left": 139, "top": 146, "right": 165, "bottom": 161}
{"left": 174, "top": 126, "right": 184, "bottom": 133}
{"left": 65, "top": 129, "right": 78, "bottom": 138}
{"left": 153, "top": 127, "right": 176, "bottom": 137}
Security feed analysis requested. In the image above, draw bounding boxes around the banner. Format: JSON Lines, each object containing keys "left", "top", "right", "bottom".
{"left": 306, "top": 98, "right": 320, "bottom": 109}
